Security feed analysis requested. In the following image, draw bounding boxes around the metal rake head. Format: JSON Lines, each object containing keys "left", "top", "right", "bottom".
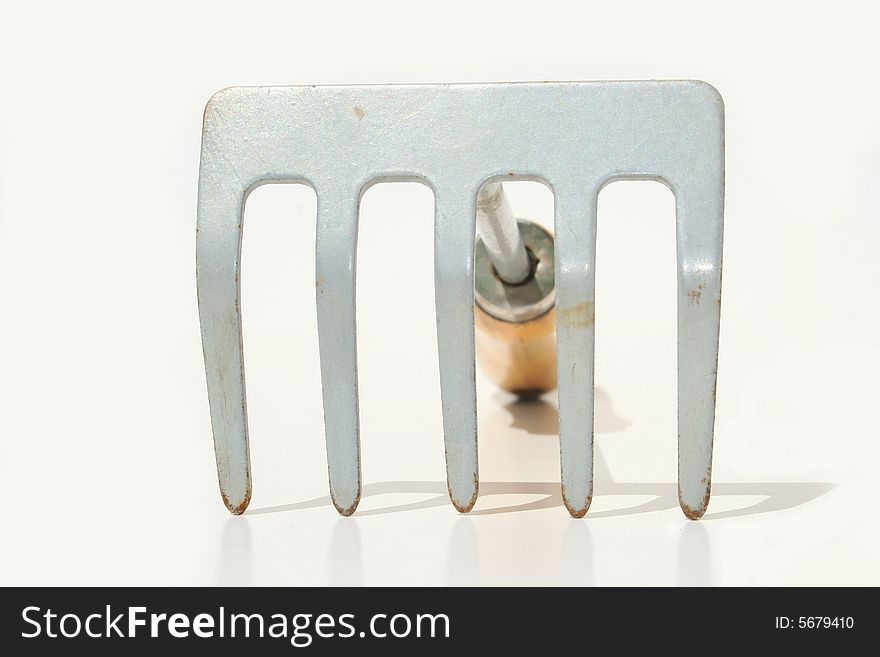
{"left": 196, "top": 81, "right": 724, "bottom": 520}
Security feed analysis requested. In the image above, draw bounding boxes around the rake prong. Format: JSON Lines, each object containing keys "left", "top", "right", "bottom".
{"left": 315, "top": 189, "right": 362, "bottom": 516}
{"left": 676, "top": 187, "right": 723, "bottom": 520}
{"left": 554, "top": 187, "right": 598, "bottom": 518}
{"left": 434, "top": 186, "right": 479, "bottom": 512}
{"left": 196, "top": 146, "right": 251, "bottom": 515}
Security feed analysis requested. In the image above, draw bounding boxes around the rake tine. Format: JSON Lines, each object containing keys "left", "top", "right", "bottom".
{"left": 315, "top": 188, "right": 363, "bottom": 516}
{"left": 675, "top": 169, "right": 724, "bottom": 520}
{"left": 554, "top": 186, "right": 598, "bottom": 518}
{"left": 434, "top": 185, "right": 480, "bottom": 512}
{"left": 196, "top": 104, "right": 252, "bottom": 514}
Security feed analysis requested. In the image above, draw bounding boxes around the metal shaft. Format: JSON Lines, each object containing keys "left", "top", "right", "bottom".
{"left": 476, "top": 182, "right": 531, "bottom": 284}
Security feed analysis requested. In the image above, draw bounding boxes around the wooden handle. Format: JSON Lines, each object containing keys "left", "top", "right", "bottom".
{"left": 475, "top": 304, "right": 557, "bottom": 396}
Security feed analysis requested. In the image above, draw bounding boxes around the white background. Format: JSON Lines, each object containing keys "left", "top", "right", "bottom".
{"left": 0, "top": 0, "right": 878, "bottom": 585}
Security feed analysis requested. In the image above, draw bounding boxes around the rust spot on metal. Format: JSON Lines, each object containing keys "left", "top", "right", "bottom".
{"left": 441, "top": 455, "right": 479, "bottom": 513}
{"left": 446, "top": 473, "right": 479, "bottom": 513}
{"left": 353, "top": 105, "right": 365, "bottom": 121}
{"left": 338, "top": 496, "right": 360, "bottom": 517}
{"left": 558, "top": 301, "right": 594, "bottom": 329}
{"left": 688, "top": 283, "right": 704, "bottom": 305}
{"left": 221, "top": 489, "right": 251, "bottom": 515}
{"left": 679, "top": 480, "right": 711, "bottom": 520}
{"left": 561, "top": 482, "right": 592, "bottom": 518}
{"left": 316, "top": 275, "right": 328, "bottom": 298}
{"left": 331, "top": 483, "right": 362, "bottom": 517}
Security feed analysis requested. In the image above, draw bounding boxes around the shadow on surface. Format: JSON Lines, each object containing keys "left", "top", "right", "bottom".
{"left": 499, "top": 387, "right": 630, "bottom": 436}
{"left": 246, "top": 391, "right": 834, "bottom": 520}
{"left": 246, "top": 479, "right": 834, "bottom": 520}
